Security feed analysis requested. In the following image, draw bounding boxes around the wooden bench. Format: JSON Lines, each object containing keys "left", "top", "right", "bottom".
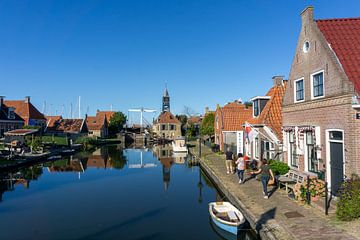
{"left": 278, "top": 170, "right": 308, "bottom": 193}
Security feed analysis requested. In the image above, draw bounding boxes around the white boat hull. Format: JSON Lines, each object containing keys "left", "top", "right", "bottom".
{"left": 209, "top": 202, "right": 245, "bottom": 236}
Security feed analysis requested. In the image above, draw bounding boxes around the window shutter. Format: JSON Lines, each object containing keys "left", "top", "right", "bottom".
{"left": 282, "top": 130, "right": 288, "bottom": 151}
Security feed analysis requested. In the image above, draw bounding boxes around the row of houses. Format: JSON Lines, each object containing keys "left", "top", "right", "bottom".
{"left": 214, "top": 6, "right": 360, "bottom": 195}
{"left": 0, "top": 95, "right": 116, "bottom": 139}
{"left": 45, "top": 111, "right": 115, "bottom": 138}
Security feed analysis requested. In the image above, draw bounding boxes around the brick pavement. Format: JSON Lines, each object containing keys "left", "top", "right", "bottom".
{"left": 191, "top": 142, "right": 359, "bottom": 240}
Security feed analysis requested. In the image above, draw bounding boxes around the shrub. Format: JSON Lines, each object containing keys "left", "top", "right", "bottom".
{"left": 293, "top": 176, "right": 325, "bottom": 203}
{"left": 269, "top": 160, "right": 290, "bottom": 175}
{"left": 336, "top": 175, "right": 360, "bottom": 221}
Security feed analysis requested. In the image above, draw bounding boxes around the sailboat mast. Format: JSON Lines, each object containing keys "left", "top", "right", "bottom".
{"left": 78, "top": 96, "right": 81, "bottom": 119}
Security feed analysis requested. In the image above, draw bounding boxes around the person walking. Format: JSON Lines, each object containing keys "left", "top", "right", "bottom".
{"left": 224, "top": 147, "right": 234, "bottom": 174}
{"left": 235, "top": 153, "right": 245, "bottom": 184}
{"left": 251, "top": 159, "right": 274, "bottom": 199}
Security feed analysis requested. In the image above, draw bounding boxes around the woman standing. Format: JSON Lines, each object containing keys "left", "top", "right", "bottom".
{"left": 235, "top": 153, "right": 245, "bottom": 184}
{"left": 251, "top": 159, "right": 274, "bottom": 199}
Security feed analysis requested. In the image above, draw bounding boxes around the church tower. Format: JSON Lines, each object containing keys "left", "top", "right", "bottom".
{"left": 162, "top": 86, "right": 170, "bottom": 112}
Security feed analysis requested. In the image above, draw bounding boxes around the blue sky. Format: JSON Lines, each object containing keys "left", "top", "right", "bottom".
{"left": 1, "top": 0, "right": 360, "bottom": 121}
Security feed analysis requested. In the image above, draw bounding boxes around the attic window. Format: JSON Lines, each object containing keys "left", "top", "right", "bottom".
{"left": 250, "top": 96, "right": 271, "bottom": 118}
{"left": 8, "top": 108, "right": 15, "bottom": 119}
{"left": 303, "top": 41, "right": 310, "bottom": 53}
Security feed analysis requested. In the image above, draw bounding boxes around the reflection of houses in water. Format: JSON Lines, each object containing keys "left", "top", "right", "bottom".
{"left": 47, "top": 157, "right": 86, "bottom": 173}
{"left": 173, "top": 152, "right": 187, "bottom": 164}
{"left": 0, "top": 167, "right": 43, "bottom": 202}
{"left": 153, "top": 144, "right": 174, "bottom": 191}
{"left": 86, "top": 148, "right": 111, "bottom": 169}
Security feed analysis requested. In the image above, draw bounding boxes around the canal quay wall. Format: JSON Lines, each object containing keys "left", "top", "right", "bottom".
{"left": 189, "top": 142, "right": 358, "bottom": 240}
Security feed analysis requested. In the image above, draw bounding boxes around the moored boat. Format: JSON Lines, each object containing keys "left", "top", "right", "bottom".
{"left": 209, "top": 202, "right": 245, "bottom": 236}
{"left": 172, "top": 136, "right": 188, "bottom": 153}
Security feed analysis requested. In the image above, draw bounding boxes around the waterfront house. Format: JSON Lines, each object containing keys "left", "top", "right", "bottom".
{"left": 153, "top": 87, "right": 182, "bottom": 139}
{"left": 214, "top": 100, "right": 253, "bottom": 154}
{"left": 4, "top": 96, "right": 46, "bottom": 128}
{"left": 246, "top": 76, "right": 287, "bottom": 161}
{"left": 86, "top": 113, "right": 108, "bottom": 138}
{"left": 96, "top": 110, "right": 115, "bottom": 125}
{"left": 282, "top": 6, "right": 360, "bottom": 195}
{"left": 45, "top": 116, "right": 88, "bottom": 138}
{"left": 0, "top": 96, "right": 24, "bottom": 137}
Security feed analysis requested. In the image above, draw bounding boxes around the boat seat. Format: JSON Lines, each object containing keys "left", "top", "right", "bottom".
{"left": 227, "top": 211, "right": 238, "bottom": 221}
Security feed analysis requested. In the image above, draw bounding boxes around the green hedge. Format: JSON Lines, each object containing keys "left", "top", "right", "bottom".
{"left": 337, "top": 175, "right": 360, "bottom": 221}
{"left": 269, "top": 160, "right": 290, "bottom": 175}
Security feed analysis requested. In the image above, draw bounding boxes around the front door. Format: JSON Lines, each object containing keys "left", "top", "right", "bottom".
{"left": 328, "top": 131, "right": 344, "bottom": 195}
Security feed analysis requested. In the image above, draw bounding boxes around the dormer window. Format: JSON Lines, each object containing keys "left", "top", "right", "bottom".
{"left": 8, "top": 108, "right": 15, "bottom": 119}
{"left": 250, "top": 96, "right": 271, "bottom": 118}
{"left": 253, "top": 100, "right": 259, "bottom": 117}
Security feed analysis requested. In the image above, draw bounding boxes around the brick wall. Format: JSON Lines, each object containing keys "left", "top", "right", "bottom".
{"left": 283, "top": 7, "right": 360, "bottom": 178}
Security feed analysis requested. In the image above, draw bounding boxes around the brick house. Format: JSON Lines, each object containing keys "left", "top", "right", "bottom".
{"left": 153, "top": 111, "right": 182, "bottom": 139}
{"left": 0, "top": 96, "right": 24, "bottom": 137}
{"left": 282, "top": 7, "right": 360, "bottom": 195}
{"left": 247, "top": 76, "right": 287, "bottom": 161}
{"left": 214, "top": 101, "right": 253, "bottom": 153}
{"left": 4, "top": 96, "right": 46, "bottom": 128}
{"left": 86, "top": 112, "right": 109, "bottom": 138}
{"left": 96, "top": 110, "right": 116, "bottom": 125}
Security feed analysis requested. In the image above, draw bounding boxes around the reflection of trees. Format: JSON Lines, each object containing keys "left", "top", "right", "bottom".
{"left": 21, "top": 166, "right": 43, "bottom": 180}
{"left": 107, "top": 145, "right": 127, "bottom": 170}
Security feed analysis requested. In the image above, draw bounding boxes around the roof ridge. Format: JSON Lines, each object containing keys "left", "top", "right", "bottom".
{"left": 316, "top": 17, "right": 360, "bottom": 22}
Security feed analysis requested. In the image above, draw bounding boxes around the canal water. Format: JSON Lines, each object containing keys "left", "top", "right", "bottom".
{"left": 0, "top": 145, "right": 259, "bottom": 240}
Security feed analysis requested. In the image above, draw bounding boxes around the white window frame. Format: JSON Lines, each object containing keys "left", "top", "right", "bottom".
{"left": 294, "top": 78, "right": 305, "bottom": 103}
{"left": 310, "top": 70, "right": 325, "bottom": 100}
{"left": 253, "top": 100, "right": 260, "bottom": 118}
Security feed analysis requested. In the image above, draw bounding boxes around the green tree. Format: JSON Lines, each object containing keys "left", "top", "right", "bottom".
{"left": 108, "top": 112, "right": 127, "bottom": 135}
{"left": 186, "top": 122, "right": 196, "bottom": 138}
{"left": 176, "top": 114, "right": 188, "bottom": 136}
{"left": 200, "top": 112, "right": 215, "bottom": 136}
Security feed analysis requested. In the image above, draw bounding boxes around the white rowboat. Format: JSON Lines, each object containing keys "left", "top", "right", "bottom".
{"left": 209, "top": 202, "right": 245, "bottom": 236}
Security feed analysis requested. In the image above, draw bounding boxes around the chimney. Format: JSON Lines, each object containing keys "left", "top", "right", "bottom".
{"left": 25, "top": 96, "right": 30, "bottom": 103}
{"left": 272, "top": 76, "right": 284, "bottom": 86}
{"left": 0, "top": 96, "right": 4, "bottom": 107}
{"left": 301, "top": 6, "right": 314, "bottom": 25}
{"left": 205, "top": 107, "right": 209, "bottom": 113}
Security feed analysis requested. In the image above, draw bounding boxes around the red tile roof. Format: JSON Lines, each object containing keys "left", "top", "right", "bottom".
{"left": 46, "top": 118, "right": 87, "bottom": 133}
{"left": 4, "top": 129, "right": 38, "bottom": 136}
{"left": 96, "top": 111, "right": 115, "bottom": 124}
{"left": 188, "top": 116, "right": 202, "bottom": 124}
{"left": 46, "top": 116, "right": 62, "bottom": 128}
{"left": 216, "top": 102, "right": 253, "bottom": 131}
{"left": 155, "top": 111, "right": 181, "bottom": 124}
{"left": 86, "top": 114, "right": 106, "bottom": 131}
{"left": 316, "top": 18, "right": 360, "bottom": 94}
{"left": 248, "top": 83, "right": 287, "bottom": 139}
{"left": 4, "top": 100, "right": 45, "bottom": 125}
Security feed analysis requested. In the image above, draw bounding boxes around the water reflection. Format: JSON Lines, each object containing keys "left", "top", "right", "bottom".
{"left": 0, "top": 145, "right": 259, "bottom": 240}
{"left": 0, "top": 145, "right": 127, "bottom": 202}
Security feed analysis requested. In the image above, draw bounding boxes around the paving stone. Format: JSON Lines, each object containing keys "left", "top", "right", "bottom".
{"left": 191, "top": 143, "right": 359, "bottom": 240}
